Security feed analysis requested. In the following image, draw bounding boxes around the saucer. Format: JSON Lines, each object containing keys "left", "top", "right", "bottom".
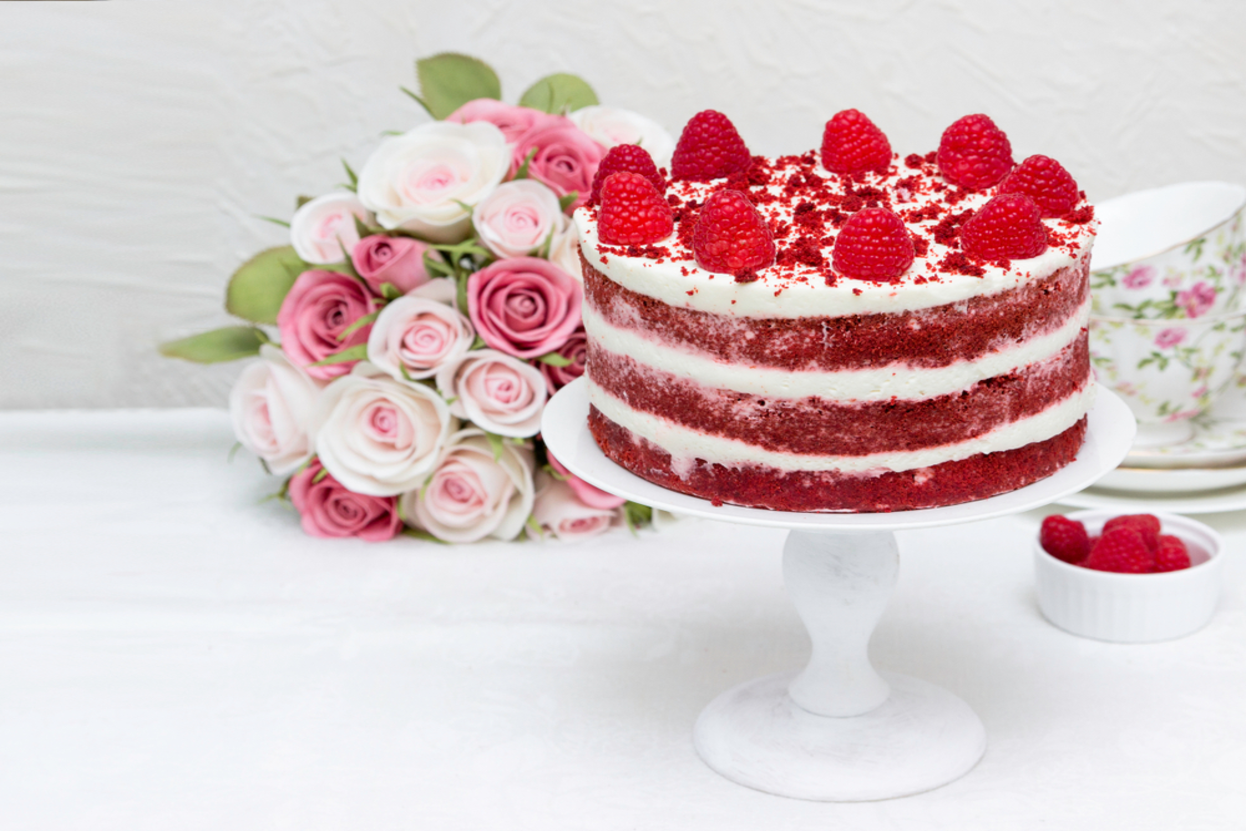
{"left": 1093, "top": 464, "right": 1246, "bottom": 494}
{"left": 1056, "top": 483, "right": 1246, "bottom": 514}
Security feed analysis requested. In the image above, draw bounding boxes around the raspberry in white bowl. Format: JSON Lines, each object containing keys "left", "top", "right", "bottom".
{"left": 1033, "top": 510, "right": 1224, "bottom": 643}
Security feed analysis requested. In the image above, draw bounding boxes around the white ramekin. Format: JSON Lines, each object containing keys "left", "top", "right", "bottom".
{"left": 1033, "top": 509, "right": 1224, "bottom": 643}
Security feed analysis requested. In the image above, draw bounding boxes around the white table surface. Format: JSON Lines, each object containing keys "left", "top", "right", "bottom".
{"left": 2, "top": 409, "right": 1245, "bottom": 830}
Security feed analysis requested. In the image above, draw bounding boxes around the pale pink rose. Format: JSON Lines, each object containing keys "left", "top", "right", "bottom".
{"left": 511, "top": 119, "right": 606, "bottom": 211}
{"left": 446, "top": 98, "right": 562, "bottom": 144}
{"left": 435, "top": 349, "right": 548, "bottom": 438}
{"left": 547, "top": 215, "right": 583, "bottom": 283}
{"left": 467, "top": 257, "right": 582, "bottom": 359}
{"left": 288, "top": 460, "right": 402, "bottom": 542}
{"left": 1176, "top": 282, "right": 1216, "bottom": 318}
{"left": 229, "top": 345, "right": 324, "bottom": 475}
{"left": 277, "top": 270, "right": 378, "bottom": 380}
{"left": 367, "top": 293, "right": 474, "bottom": 382}
{"left": 539, "top": 327, "right": 587, "bottom": 395}
{"left": 569, "top": 105, "right": 676, "bottom": 168}
{"left": 1122, "top": 265, "right": 1155, "bottom": 289}
{"left": 547, "top": 451, "right": 625, "bottom": 510}
{"left": 528, "top": 474, "right": 620, "bottom": 541}
{"left": 356, "top": 121, "right": 509, "bottom": 242}
{"left": 351, "top": 234, "right": 437, "bottom": 295}
{"left": 472, "top": 180, "right": 565, "bottom": 259}
{"left": 1154, "top": 328, "right": 1187, "bottom": 349}
{"left": 289, "top": 193, "right": 373, "bottom": 265}
{"left": 312, "top": 363, "right": 454, "bottom": 496}
{"left": 400, "top": 429, "right": 535, "bottom": 543}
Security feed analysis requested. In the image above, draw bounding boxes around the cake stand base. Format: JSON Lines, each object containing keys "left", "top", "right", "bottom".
{"left": 694, "top": 671, "right": 985, "bottom": 802}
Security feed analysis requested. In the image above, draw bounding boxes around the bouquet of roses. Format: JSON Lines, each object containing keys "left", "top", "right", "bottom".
{"left": 161, "top": 54, "right": 675, "bottom": 543}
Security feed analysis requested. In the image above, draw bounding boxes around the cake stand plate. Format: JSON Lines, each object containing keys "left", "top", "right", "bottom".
{"left": 542, "top": 380, "right": 1135, "bottom": 801}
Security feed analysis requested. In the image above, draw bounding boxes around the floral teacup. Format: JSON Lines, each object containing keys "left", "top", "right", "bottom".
{"left": 1090, "top": 182, "right": 1246, "bottom": 320}
{"left": 1090, "top": 310, "right": 1246, "bottom": 447}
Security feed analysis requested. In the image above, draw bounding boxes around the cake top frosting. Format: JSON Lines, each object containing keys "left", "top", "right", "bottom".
{"left": 575, "top": 111, "right": 1096, "bottom": 319}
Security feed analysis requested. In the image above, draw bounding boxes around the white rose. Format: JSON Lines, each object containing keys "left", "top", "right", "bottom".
{"left": 229, "top": 344, "right": 323, "bottom": 475}
{"left": 312, "top": 362, "right": 455, "bottom": 496}
{"left": 569, "top": 105, "right": 676, "bottom": 169}
{"left": 289, "top": 192, "right": 373, "bottom": 265}
{"left": 357, "top": 121, "right": 509, "bottom": 243}
{"left": 528, "top": 473, "right": 621, "bottom": 541}
{"left": 400, "top": 429, "right": 535, "bottom": 543}
{"left": 472, "top": 179, "right": 565, "bottom": 259}
{"left": 435, "top": 349, "right": 548, "bottom": 438}
{"left": 367, "top": 292, "right": 474, "bottom": 382}
{"left": 548, "top": 215, "right": 583, "bottom": 283}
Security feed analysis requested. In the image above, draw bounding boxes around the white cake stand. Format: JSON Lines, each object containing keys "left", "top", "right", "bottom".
{"left": 541, "top": 379, "right": 1136, "bottom": 801}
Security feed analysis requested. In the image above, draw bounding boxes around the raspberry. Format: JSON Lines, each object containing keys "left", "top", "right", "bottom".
{"left": 1082, "top": 527, "right": 1153, "bottom": 574}
{"left": 597, "top": 172, "right": 675, "bottom": 246}
{"left": 671, "top": 110, "right": 752, "bottom": 182}
{"left": 937, "top": 114, "right": 1014, "bottom": 190}
{"left": 1040, "top": 515, "right": 1091, "bottom": 564}
{"left": 590, "top": 144, "right": 664, "bottom": 206}
{"left": 820, "top": 109, "right": 892, "bottom": 175}
{"left": 1154, "top": 535, "right": 1192, "bottom": 573}
{"left": 998, "top": 155, "right": 1080, "bottom": 218}
{"left": 1103, "top": 514, "right": 1161, "bottom": 553}
{"left": 692, "top": 189, "right": 775, "bottom": 275}
{"left": 831, "top": 207, "right": 915, "bottom": 283}
{"left": 959, "top": 194, "right": 1048, "bottom": 261}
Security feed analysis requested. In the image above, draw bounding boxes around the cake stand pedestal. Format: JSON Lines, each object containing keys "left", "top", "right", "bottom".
{"left": 541, "top": 380, "right": 1135, "bottom": 802}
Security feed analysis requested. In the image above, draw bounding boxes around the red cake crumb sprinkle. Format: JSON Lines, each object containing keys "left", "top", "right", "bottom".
{"left": 671, "top": 110, "right": 752, "bottom": 182}
{"left": 590, "top": 144, "right": 665, "bottom": 205}
{"left": 1065, "top": 205, "right": 1095, "bottom": 224}
{"left": 597, "top": 172, "right": 675, "bottom": 246}
{"left": 905, "top": 153, "right": 925, "bottom": 169}
{"left": 998, "top": 154, "right": 1080, "bottom": 218}
{"left": 692, "top": 189, "right": 776, "bottom": 275}
{"left": 832, "top": 207, "right": 915, "bottom": 282}
{"left": 936, "top": 251, "right": 985, "bottom": 277}
{"left": 820, "top": 109, "right": 893, "bottom": 175}
{"left": 937, "top": 114, "right": 1014, "bottom": 190}
{"left": 960, "top": 194, "right": 1048, "bottom": 261}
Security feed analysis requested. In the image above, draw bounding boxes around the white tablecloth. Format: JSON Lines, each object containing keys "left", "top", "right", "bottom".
{"left": 2, "top": 409, "right": 1244, "bottom": 830}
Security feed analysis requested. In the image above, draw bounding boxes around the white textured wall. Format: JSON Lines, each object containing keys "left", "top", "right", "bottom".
{"left": 2, "top": 0, "right": 1244, "bottom": 408}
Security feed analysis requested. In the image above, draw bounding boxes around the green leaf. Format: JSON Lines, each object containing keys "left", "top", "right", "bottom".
{"left": 525, "top": 513, "right": 545, "bottom": 539}
{"left": 518, "top": 73, "right": 599, "bottom": 114}
{"left": 413, "top": 53, "right": 502, "bottom": 120}
{"left": 558, "top": 192, "right": 578, "bottom": 212}
{"left": 537, "top": 351, "right": 573, "bottom": 367}
{"left": 337, "top": 311, "right": 379, "bottom": 341}
{"left": 341, "top": 158, "right": 358, "bottom": 192}
{"left": 227, "top": 441, "right": 244, "bottom": 463}
{"left": 225, "top": 246, "right": 308, "bottom": 324}
{"left": 312, "top": 467, "right": 329, "bottom": 484}
{"left": 296, "top": 195, "right": 313, "bottom": 209}
{"left": 256, "top": 215, "right": 291, "bottom": 228}
{"left": 380, "top": 282, "right": 403, "bottom": 300}
{"left": 353, "top": 215, "right": 374, "bottom": 242}
{"left": 403, "top": 527, "right": 450, "bottom": 544}
{"left": 309, "top": 343, "right": 368, "bottom": 367}
{"left": 159, "top": 326, "right": 269, "bottom": 364}
{"left": 513, "top": 146, "right": 538, "bottom": 180}
{"left": 485, "top": 432, "right": 506, "bottom": 461}
{"left": 623, "top": 501, "right": 653, "bottom": 536}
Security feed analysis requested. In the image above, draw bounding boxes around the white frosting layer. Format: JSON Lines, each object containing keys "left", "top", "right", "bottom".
{"left": 584, "top": 298, "right": 1089, "bottom": 402}
{"left": 575, "top": 164, "right": 1095, "bottom": 319}
{"left": 588, "top": 378, "right": 1095, "bottom": 475}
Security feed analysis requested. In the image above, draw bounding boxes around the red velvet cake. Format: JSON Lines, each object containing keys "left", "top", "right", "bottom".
{"left": 574, "top": 111, "right": 1096, "bottom": 512}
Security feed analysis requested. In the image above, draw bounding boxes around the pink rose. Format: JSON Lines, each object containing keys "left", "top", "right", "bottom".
{"left": 547, "top": 451, "right": 625, "bottom": 510}
{"left": 277, "top": 270, "right": 378, "bottom": 380}
{"left": 446, "top": 99, "right": 563, "bottom": 144}
{"left": 288, "top": 460, "right": 403, "bottom": 542}
{"left": 399, "top": 429, "right": 535, "bottom": 543}
{"left": 569, "top": 105, "right": 676, "bottom": 168}
{"left": 539, "top": 327, "right": 587, "bottom": 395}
{"left": 229, "top": 345, "right": 324, "bottom": 475}
{"left": 1154, "top": 328, "right": 1187, "bottom": 349}
{"left": 289, "top": 193, "right": 372, "bottom": 265}
{"left": 548, "top": 215, "right": 583, "bottom": 283}
{"left": 467, "top": 257, "right": 582, "bottom": 359}
{"left": 435, "top": 349, "right": 547, "bottom": 438}
{"left": 1177, "top": 281, "right": 1217, "bottom": 318}
{"left": 472, "top": 180, "right": 565, "bottom": 259}
{"left": 1122, "top": 265, "right": 1154, "bottom": 289}
{"left": 511, "top": 119, "right": 606, "bottom": 211}
{"left": 528, "top": 474, "right": 620, "bottom": 541}
{"left": 367, "top": 292, "right": 475, "bottom": 382}
{"left": 351, "top": 235, "right": 436, "bottom": 295}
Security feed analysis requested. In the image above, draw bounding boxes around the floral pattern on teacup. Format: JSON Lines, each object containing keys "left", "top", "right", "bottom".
{"left": 1090, "top": 208, "right": 1246, "bottom": 319}
{"left": 1090, "top": 314, "right": 1246, "bottom": 424}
